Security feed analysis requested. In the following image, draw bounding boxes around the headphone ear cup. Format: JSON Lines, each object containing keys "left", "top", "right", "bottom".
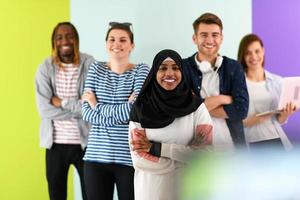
{"left": 215, "top": 56, "right": 223, "bottom": 69}
{"left": 198, "top": 61, "right": 211, "bottom": 73}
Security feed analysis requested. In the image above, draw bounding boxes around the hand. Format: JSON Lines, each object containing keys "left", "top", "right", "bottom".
{"left": 131, "top": 128, "right": 152, "bottom": 152}
{"left": 190, "top": 124, "right": 213, "bottom": 149}
{"left": 204, "top": 95, "right": 232, "bottom": 111}
{"left": 128, "top": 92, "right": 137, "bottom": 103}
{"left": 51, "top": 96, "right": 62, "bottom": 107}
{"left": 281, "top": 102, "right": 297, "bottom": 116}
{"left": 219, "top": 95, "right": 233, "bottom": 105}
{"left": 277, "top": 102, "right": 297, "bottom": 123}
{"left": 82, "top": 90, "right": 97, "bottom": 109}
{"left": 130, "top": 128, "right": 159, "bottom": 162}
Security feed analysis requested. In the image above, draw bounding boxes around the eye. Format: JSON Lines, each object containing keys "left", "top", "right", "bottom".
{"left": 245, "top": 51, "right": 251, "bottom": 56}
{"left": 158, "top": 65, "right": 167, "bottom": 71}
{"left": 66, "top": 34, "right": 75, "bottom": 40}
{"left": 55, "top": 35, "right": 63, "bottom": 41}
{"left": 212, "top": 33, "right": 220, "bottom": 38}
{"left": 172, "top": 65, "right": 180, "bottom": 71}
{"left": 119, "top": 36, "right": 130, "bottom": 43}
{"left": 200, "top": 33, "right": 208, "bottom": 38}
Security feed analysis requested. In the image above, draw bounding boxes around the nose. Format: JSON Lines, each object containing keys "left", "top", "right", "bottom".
{"left": 165, "top": 68, "right": 175, "bottom": 76}
{"left": 113, "top": 40, "right": 121, "bottom": 47}
{"left": 205, "top": 35, "right": 214, "bottom": 43}
{"left": 248, "top": 52, "right": 256, "bottom": 59}
{"left": 61, "top": 38, "right": 68, "bottom": 45}
{"left": 61, "top": 35, "right": 70, "bottom": 45}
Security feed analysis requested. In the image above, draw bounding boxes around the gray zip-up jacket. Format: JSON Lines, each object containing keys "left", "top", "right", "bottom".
{"left": 35, "top": 53, "right": 94, "bottom": 149}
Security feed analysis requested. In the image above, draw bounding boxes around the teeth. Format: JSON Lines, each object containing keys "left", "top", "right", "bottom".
{"left": 112, "top": 49, "right": 121, "bottom": 52}
{"left": 62, "top": 46, "right": 71, "bottom": 50}
{"left": 163, "top": 79, "right": 175, "bottom": 83}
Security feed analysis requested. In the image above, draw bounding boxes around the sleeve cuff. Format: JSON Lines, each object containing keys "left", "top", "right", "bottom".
{"left": 94, "top": 102, "right": 101, "bottom": 110}
{"left": 61, "top": 99, "right": 68, "bottom": 108}
{"left": 149, "top": 141, "right": 162, "bottom": 157}
{"left": 160, "top": 143, "right": 172, "bottom": 158}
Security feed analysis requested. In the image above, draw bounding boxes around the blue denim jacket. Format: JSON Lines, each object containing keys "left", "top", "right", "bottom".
{"left": 183, "top": 53, "right": 249, "bottom": 146}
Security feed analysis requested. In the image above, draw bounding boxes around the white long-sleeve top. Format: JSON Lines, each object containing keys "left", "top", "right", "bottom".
{"left": 129, "top": 103, "right": 213, "bottom": 200}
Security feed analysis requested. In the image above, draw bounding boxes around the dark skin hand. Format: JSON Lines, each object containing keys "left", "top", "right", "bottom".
{"left": 51, "top": 96, "right": 62, "bottom": 107}
{"left": 130, "top": 128, "right": 159, "bottom": 162}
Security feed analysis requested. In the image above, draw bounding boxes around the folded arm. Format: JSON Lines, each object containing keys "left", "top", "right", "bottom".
{"left": 223, "top": 67, "right": 249, "bottom": 120}
{"left": 35, "top": 65, "right": 74, "bottom": 120}
{"left": 205, "top": 95, "right": 232, "bottom": 118}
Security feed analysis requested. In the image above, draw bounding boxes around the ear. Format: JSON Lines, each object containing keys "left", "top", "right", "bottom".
{"left": 220, "top": 33, "right": 224, "bottom": 43}
{"left": 192, "top": 34, "right": 197, "bottom": 44}
{"left": 129, "top": 43, "right": 135, "bottom": 54}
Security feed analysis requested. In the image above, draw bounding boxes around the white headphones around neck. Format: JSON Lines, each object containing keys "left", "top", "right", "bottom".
{"left": 197, "top": 55, "right": 223, "bottom": 73}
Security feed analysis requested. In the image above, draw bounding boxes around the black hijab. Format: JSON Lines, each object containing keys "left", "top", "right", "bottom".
{"left": 130, "top": 49, "right": 202, "bottom": 128}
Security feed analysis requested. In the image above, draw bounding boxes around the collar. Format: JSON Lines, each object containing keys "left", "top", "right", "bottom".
{"left": 264, "top": 70, "right": 275, "bottom": 82}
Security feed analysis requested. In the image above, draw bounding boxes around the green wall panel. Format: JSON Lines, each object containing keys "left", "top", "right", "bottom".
{"left": 0, "top": 1, "right": 73, "bottom": 199}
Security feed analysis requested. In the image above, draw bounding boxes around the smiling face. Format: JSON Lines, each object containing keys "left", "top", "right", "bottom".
{"left": 193, "top": 23, "right": 223, "bottom": 60}
{"left": 156, "top": 59, "right": 182, "bottom": 91}
{"left": 244, "top": 41, "right": 265, "bottom": 71}
{"left": 54, "top": 24, "right": 75, "bottom": 63}
{"left": 106, "top": 29, "right": 134, "bottom": 60}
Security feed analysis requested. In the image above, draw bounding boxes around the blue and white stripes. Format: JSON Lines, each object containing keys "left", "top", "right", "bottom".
{"left": 82, "top": 61, "right": 149, "bottom": 166}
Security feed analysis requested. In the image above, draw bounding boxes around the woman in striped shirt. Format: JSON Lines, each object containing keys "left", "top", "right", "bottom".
{"left": 82, "top": 22, "right": 149, "bottom": 200}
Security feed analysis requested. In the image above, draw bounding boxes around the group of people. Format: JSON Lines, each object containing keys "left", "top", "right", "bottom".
{"left": 35, "top": 12, "right": 297, "bottom": 200}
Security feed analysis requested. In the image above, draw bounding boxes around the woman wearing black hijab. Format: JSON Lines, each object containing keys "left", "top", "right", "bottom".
{"left": 129, "top": 49, "right": 213, "bottom": 200}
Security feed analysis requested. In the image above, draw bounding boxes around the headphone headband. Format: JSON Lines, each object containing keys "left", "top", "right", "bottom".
{"left": 196, "top": 55, "right": 223, "bottom": 73}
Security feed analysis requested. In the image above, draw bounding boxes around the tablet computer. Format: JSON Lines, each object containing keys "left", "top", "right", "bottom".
{"left": 255, "top": 76, "right": 300, "bottom": 117}
{"left": 278, "top": 77, "right": 300, "bottom": 109}
{"left": 255, "top": 110, "right": 282, "bottom": 117}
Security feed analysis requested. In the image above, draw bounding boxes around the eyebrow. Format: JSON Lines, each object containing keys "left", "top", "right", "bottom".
{"left": 160, "top": 63, "right": 178, "bottom": 67}
{"left": 199, "top": 32, "right": 221, "bottom": 35}
{"left": 55, "top": 33, "right": 74, "bottom": 37}
{"left": 108, "top": 36, "right": 129, "bottom": 39}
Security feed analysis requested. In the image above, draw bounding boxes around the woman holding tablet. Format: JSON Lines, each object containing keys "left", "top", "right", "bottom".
{"left": 237, "top": 33, "right": 297, "bottom": 150}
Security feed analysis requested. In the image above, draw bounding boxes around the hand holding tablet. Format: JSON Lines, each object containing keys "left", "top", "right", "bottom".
{"left": 255, "top": 77, "right": 300, "bottom": 117}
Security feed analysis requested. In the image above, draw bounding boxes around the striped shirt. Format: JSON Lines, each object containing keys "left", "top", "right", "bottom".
{"left": 82, "top": 61, "right": 149, "bottom": 166}
{"left": 53, "top": 63, "right": 81, "bottom": 144}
